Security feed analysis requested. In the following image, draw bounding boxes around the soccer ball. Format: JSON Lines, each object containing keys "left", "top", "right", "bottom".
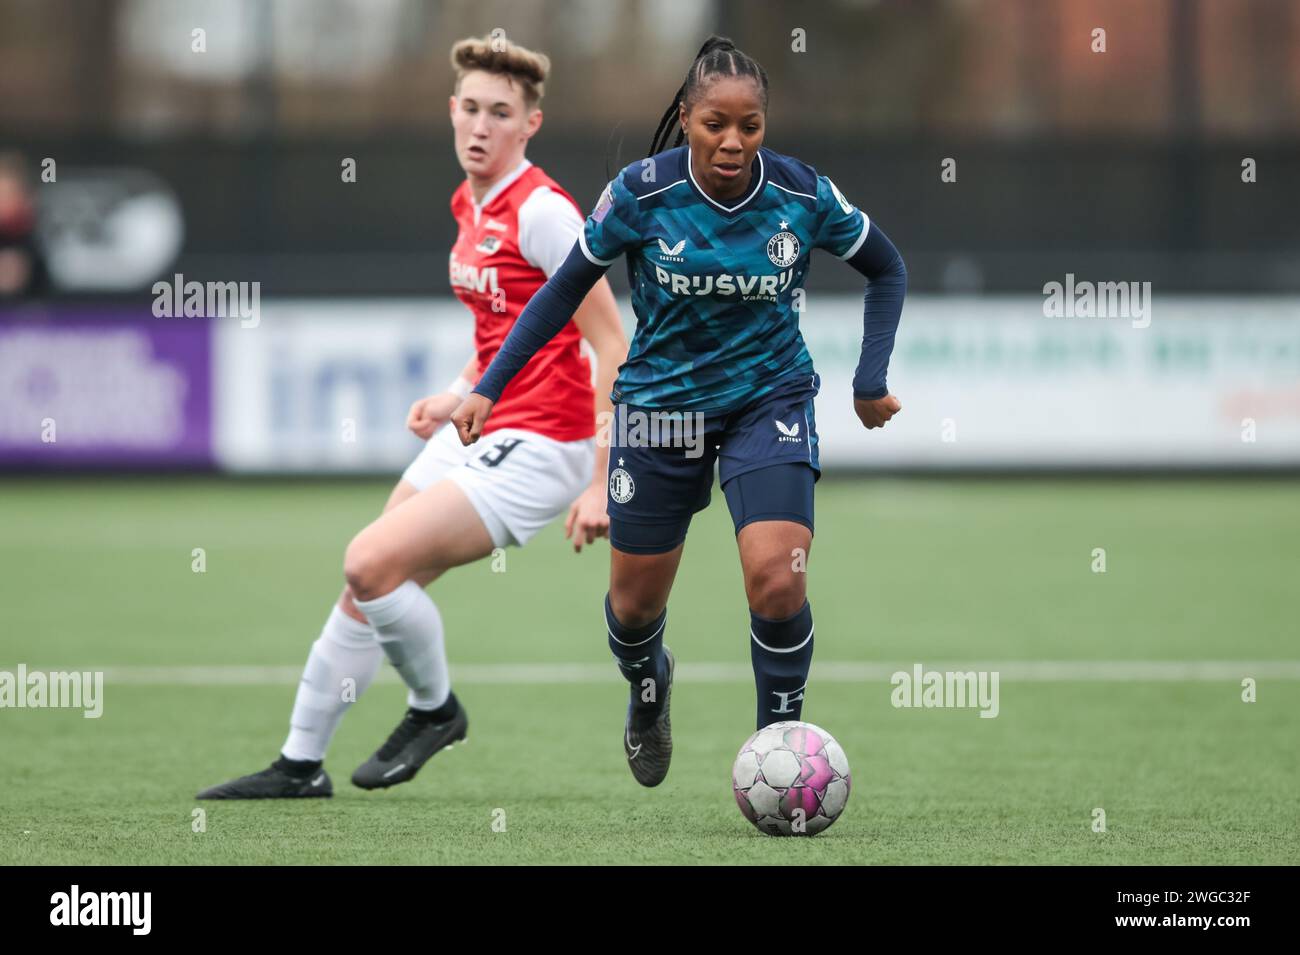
{"left": 732, "top": 721, "right": 851, "bottom": 836}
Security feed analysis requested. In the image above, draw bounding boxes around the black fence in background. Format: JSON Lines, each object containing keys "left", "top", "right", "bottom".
{"left": 11, "top": 132, "right": 1300, "bottom": 297}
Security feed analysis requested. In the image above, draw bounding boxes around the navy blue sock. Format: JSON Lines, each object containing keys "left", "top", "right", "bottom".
{"left": 750, "top": 600, "right": 814, "bottom": 729}
{"left": 605, "top": 593, "right": 668, "bottom": 723}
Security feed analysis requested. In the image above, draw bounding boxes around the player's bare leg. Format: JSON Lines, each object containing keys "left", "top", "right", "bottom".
{"left": 342, "top": 477, "right": 493, "bottom": 789}
{"left": 737, "top": 520, "right": 815, "bottom": 729}
{"left": 337, "top": 477, "right": 428, "bottom": 626}
{"left": 608, "top": 544, "right": 683, "bottom": 627}
{"left": 196, "top": 478, "right": 490, "bottom": 799}
{"left": 275, "top": 479, "right": 445, "bottom": 781}
{"left": 607, "top": 545, "right": 684, "bottom": 787}
{"left": 736, "top": 520, "right": 810, "bottom": 617}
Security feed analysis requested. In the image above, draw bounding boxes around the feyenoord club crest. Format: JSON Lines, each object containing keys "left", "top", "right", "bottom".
{"left": 767, "top": 227, "right": 799, "bottom": 267}
{"left": 609, "top": 461, "right": 635, "bottom": 504}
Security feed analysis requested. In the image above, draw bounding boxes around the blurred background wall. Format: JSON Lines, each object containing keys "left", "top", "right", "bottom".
{"left": 4, "top": 0, "right": 1300, "bottom": 294}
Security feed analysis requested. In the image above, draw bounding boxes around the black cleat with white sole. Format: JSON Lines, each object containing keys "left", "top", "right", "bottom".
{"left": 196, "top": 763, "right": 332, "bottom": 800}
{"left": 624, "top": 648, "right": 674, "bottom": 787}
{"left": 351, "top": 696, "right": 468, "bottom": 790}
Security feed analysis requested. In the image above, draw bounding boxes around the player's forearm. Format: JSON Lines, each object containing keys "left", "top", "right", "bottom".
{"left": 473, "top": 244, "right": 608, "bottom": 402}
{"left": 845, "top": 224, "right": 907, "bottom": 400}
{"left": 572, "top": 284, "right": 628, "bottom": 489}
{"left": 588, "top": 350, "right": 620, "bottom": 487}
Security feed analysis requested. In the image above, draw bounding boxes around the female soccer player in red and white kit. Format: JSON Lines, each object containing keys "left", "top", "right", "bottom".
{"left": 198, "top": 36, "right": 628, "bottom": 799}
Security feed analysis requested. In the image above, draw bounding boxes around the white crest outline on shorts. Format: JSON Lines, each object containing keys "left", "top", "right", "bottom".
{"left": 609, "top": 466, "right": 636, "bottom": 504}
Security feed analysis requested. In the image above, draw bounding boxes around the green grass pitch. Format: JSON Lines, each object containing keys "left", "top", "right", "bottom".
{"left": 1, "top": 476, "right": 1297, "bottom": 865}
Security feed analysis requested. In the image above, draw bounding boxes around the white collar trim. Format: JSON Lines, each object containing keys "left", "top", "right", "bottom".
{"left": 471, "top": 158, "right": 532, "bottom": 223}
{"left": 686, "top": 147, "right": 765, "bottom": 213}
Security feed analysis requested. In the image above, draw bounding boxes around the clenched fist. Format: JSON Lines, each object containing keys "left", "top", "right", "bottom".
{"left": 406, "top": 393, "right": 462, "bottom": 440}
{"left": 450, "top": 393, "right": 495, "bottom": 445}
{"left": 854, "top": 393, "right": 902, "bottom": 430}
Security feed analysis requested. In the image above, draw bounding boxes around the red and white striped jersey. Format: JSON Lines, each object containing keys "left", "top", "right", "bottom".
{"left": 448, "top": 159, "right": 595, "bottom": 441}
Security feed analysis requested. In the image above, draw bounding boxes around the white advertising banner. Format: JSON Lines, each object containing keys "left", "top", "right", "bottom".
{"left": 804, "top": 296, "right": 1299, "bottom": 467}
{"left": 213, "top": 297, "right": 1300, "bottom": 472}
{"left": 213, "top": 300, "right": 473, "bottom": 473}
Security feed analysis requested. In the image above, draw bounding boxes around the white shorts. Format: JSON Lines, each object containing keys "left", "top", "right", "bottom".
{"left": 401, "top": 424, "right": 596, "bottom": 549}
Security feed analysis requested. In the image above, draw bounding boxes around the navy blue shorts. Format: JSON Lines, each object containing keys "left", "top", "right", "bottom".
{"left": 606, "top": 372, "right": 821, "bottom": 555}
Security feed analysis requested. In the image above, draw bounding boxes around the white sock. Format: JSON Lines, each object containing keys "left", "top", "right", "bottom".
{"left": 281, "top": 605, "right": 384, "bottom": 762}
{"left": 353, "top": 580, "right": 451, "bottom": 711}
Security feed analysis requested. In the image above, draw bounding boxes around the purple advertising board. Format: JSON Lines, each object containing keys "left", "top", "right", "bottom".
{"left": 0, "top": 306, "right": 213, "bottom": 468}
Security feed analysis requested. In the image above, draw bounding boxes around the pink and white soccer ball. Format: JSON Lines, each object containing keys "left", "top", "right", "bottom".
{"left": 732, "top": 721, "right": 851, "bottom": 836}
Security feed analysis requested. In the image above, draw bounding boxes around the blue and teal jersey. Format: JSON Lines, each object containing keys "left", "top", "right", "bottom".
{"left": 578, "top": 145, "right": 869, "bottom": 413}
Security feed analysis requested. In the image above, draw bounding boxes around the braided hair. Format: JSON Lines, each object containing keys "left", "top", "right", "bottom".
{"left": 647, "top": 35, "right": 770, "bottom": 157}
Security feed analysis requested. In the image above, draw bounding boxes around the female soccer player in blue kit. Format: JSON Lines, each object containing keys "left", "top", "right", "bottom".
{"left": 452, "top": 36, "right": 906, "bottom": 787}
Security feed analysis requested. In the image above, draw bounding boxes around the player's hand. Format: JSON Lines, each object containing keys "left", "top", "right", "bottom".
{"left": 564, "top": 483, "right": 610, "bottom": 553}
{"left": 854, "top": 393, "right": 902, "bottom": 430}
{"left": 450, "top": 393, "right": 495, "bottom": 445}
{"left": 406, "top": 393, "right": 461, "bottom": 440}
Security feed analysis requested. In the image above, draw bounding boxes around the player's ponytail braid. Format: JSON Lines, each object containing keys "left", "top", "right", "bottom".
{"left": 646, "top": 35, "right": 770, "bottom": 157}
